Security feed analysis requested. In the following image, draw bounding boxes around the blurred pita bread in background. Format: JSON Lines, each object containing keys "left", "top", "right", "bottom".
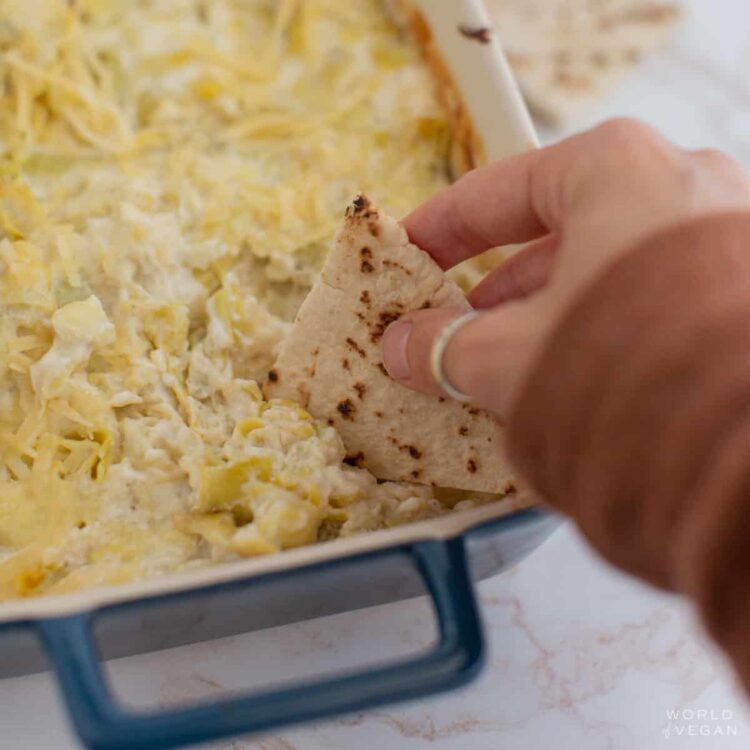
{"left": 264, "top": 194, "right": 514, "bottom": 495}
{"left": 485, "top": 0, "right": 681, "bottom": 126}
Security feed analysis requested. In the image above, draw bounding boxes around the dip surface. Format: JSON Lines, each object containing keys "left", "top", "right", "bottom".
{"left": 0, "top": 0, "right": 491, "bottom": 599}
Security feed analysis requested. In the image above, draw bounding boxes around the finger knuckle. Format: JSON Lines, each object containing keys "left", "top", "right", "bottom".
{"left": 595, "top": 118, "right": 664, "bottom": 152}
{"left": 691, "top": 148, "right": 743, "bottom": 175}
{"left": 588, "top": 119, "right": 691, "bottom": 195}
{"left": 568, "top": 119, "right": 676, "bottom": 207}
{"left": 690, "top": 148, "right": 750, "bottom": 191}
{"left": 592, "top": 119, "right": 683, "bottom": 178}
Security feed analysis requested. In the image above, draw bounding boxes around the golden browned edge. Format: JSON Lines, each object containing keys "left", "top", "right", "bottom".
{"left": 384, "top": 1, "right": 508, "bottom": 276}
{"left": 384, "top": 0, "right": 486, "bottom": 177}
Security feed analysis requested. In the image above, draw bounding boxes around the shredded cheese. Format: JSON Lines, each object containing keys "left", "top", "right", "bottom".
{"left": 0, "top": 0, "right": 496, "bottom": 600}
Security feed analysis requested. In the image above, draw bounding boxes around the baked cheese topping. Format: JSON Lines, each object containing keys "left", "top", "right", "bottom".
{"left": 0, "top": 0, "right": 493, "bottom": 600}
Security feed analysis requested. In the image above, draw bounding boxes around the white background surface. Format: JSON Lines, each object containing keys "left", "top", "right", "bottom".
{"left": 3, "top": 1, "right": 750, "bottom": 747}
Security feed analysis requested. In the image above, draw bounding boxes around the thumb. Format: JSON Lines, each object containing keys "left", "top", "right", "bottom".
{"left": 382, "top": 303, "right": 543, "bottom": 420}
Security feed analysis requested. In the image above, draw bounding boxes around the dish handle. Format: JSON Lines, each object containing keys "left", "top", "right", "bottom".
{"left": 37, "top": 537, "right": 484, "bottom": 750}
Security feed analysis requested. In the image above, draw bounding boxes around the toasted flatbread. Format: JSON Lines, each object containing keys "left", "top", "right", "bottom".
{"left": 486, "top": 0, "right": 680, "bottom": 125}
{"left": 264, "top": 195, "right": 513, "bottom": 494}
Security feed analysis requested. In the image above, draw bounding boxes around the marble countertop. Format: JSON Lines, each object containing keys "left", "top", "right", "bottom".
{"left": 3, "top": 1, "right": 750, "bottom": 747}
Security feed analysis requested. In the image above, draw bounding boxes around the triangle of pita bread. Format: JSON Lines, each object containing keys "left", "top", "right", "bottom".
{"left": 264, "top": 195, "right": 513, "bottom": 494}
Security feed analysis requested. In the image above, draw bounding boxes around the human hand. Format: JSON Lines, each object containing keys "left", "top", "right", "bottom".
{"left": 382, "top": 119, "right": 750, "bottom": 419}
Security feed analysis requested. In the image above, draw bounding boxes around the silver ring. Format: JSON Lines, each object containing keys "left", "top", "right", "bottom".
{"left": 430, "top": 311, "right": 479, "bottom": 403}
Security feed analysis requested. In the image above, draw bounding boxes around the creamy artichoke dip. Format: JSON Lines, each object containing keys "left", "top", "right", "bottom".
{"left": 0, "top": 0, "right": 492, "bottom": 600}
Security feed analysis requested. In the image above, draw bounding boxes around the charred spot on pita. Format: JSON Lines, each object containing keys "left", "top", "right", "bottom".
{"left": 267, "top": 368, "right": 279, "bottom": 382}
{"left": 467, "top": 459, "right": 478, "bottom": 473}
{"left": 359, "top": 290, "right": 371, "bottom": 305}
{"left": 387, "top": 436, "right": 421, "bottom": 460}
{"left": 345, "top": 337, "right": 367, "bottom": 358}
{"left": 350, "top": 194, "right": 370, "bottom": 215}
{"left": 369, "top": 310, "right": 401, "bottom": 343}
{"left": 360, "top": 259, "right": 375, "bottom": 273}
{"left": 382, "top": 259, "right": 412, "bottom": 275}
{"left": 337, "top": 398, "right": 356, "bottom": 420}
{"left": 344, "top": 452, "right": 365, "bottom": 467}
{"left": 354, "top": 382, "right": 367, "bottom": 399}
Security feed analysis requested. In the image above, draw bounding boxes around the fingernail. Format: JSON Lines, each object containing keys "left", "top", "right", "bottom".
{"left": 382, "top": 320, "right": 412, "bottom": 380}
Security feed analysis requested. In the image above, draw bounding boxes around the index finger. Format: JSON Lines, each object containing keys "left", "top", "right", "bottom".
{"left": 403, "top": 126, "right": 606, "bottom": 270}
{"left": 403, "top": 148, "right": 545, "bottom": 269}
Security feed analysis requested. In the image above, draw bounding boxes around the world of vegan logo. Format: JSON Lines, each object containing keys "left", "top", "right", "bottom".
{"left": 662, "top": 709, "right": 738, "bottom": 739}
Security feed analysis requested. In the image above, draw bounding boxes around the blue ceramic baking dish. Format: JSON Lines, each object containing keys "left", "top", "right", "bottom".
{"left": 0, "top": 1, "right": 551, "bottom": 747}
{"left": 0, "top": 503, "right": 559, "bottom": 749}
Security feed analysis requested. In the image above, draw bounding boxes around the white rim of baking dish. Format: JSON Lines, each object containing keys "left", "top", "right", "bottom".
{"left": 409, "top": 0, "right": 538, "bottom": 160}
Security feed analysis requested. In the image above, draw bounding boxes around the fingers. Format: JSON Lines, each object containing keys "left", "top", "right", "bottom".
{"left": 402, "top": 118, "right": 684, "bottom": 271}
{"left": 383, "top": 120, "right": 750, "bottom": 422}
{"left": 382, "top": 303, "right": 545, "bottom": 419}
{"left": 403, "top": 149, "right": 549, "bottom": 269}
{"left": 401, "top": 125, "right": 599, "bottom": 270}
{"left": 468, "top": 234, "right": 559, "bottom": 308}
